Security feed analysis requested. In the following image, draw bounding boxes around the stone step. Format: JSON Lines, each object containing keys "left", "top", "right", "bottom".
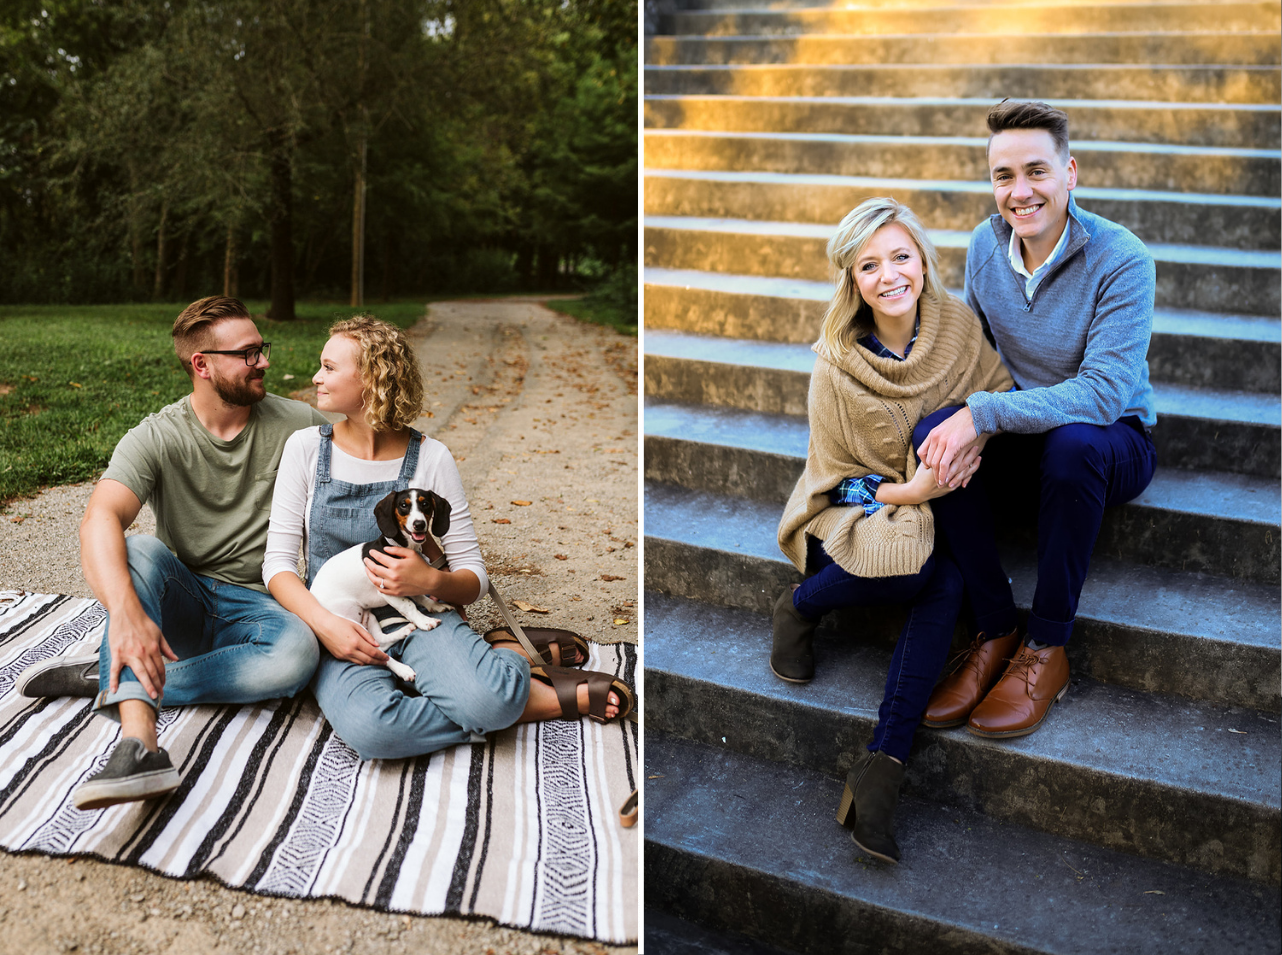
{"left": 646, "top": 731, "right": 1282, "bottom": 953}
{"left": 660, "top": 2, "right": 1282, "bottom": 37}
{"left": 644, "top": 591, "right": 1282, "bottom": 885}
{"left": 643, "top": 217, "right": 1282, "bottom": 314}
{"left": 646, "top": 31, "right": 1282, "bottom": 68}
{"left": 642, "top": 332, "right": 1281, "bottom": 476}
{"left": 644, "top": 130, "right": 1281, "bottom": 196}
{"left": 658, "top": 0, "right": 1270, "bottom": 10}
{"left": 642, "top": 470, "right": 1281, "bottom": 710}
{"left": 643, "top": 419, "right": 1281, "bottom": 581}
{"left": 642, "top": 268, "right": 1282, "bottom": 392}
{"left": 643, "top": 64, "right": 1282, "bottom": 105}
{"left": 644, "top": 94, "right": 1282, "bottom": 150}
{"left": 644, "top": 910, "right": 795, "bottom": 955}
{"left": 643, "top": 169, "right": 1282, "bottom": 250}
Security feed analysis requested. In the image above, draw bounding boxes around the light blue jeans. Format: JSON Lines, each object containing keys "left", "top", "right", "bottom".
{"left": 310, "top": 610, "right": 530, "bottom": 760}
{"left": 94, "top": 535, "right": 319, "bottom": 720}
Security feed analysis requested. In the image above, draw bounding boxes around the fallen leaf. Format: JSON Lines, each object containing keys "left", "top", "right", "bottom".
{"left": 492, "top": 518, "right": 511, "bottom": 524}
{"left": 613, "top": 618, "right": 628, "bottom": 626}
{"left": 512, "top": 600, "right": 550, "bottom": 613}
{"left": 282, "top": 373, "right": 295, "bottom": 380}
{"left": 554, "top": 554, "right": 568, "bottom": 560}
{"left": 1143, "top": 890, "right": 1165, "bottom": 895}
{"left": 1228, "top": 728, "right": 1247, "bottom": 734}
{"left": 512, "top": 500, "right": 532, "bottom": 506}
{"left": 600, "top": 574, "right": 624, "bottom": 581}
{"left": 69, "top": 382, "right": 82, "bottom": 388}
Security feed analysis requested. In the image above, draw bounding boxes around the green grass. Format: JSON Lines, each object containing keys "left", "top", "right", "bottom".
{"left": 0, "top": 300, "right": 430, "bottom": 505}
{"left": 546, "top": 296, "right": 638, "bottom": 337}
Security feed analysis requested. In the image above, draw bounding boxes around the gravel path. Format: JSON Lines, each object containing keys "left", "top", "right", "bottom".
{"left": 0, "top": 298, "right": 638, "bottom": 955}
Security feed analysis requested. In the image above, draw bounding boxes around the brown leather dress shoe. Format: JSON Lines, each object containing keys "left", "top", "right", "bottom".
{"left": 967, "top": 643, "right": 1070, "bottom": 738}
{"left": 922, "top": 627, "right": 1020, "bottom": 728}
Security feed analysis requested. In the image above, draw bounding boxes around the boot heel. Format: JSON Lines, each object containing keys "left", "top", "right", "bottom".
{"left": 835, "top": 782, "right": 855, "bottom": 828}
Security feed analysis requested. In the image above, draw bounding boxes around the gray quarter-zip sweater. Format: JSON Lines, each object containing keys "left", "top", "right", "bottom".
{"left": 963, "top": 195, "right": 1156, "bottom": 435}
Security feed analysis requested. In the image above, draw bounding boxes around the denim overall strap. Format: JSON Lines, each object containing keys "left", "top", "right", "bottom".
{"left": 305, "top": 428, "right": 424, "bottom": 587}
{"left": 396, "top": 427, "right": 422, "bottom": 484}
{"left": 316, "top": 423, "right": 334, "bottom": 484}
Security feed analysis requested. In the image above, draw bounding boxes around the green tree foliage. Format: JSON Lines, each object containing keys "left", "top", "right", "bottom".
{"left": 0, "top": 0, "right": 637, "bottom": 312}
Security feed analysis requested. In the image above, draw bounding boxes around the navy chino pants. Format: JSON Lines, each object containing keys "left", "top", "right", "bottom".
{"left": 916, "top": 405, "right": 1157, "bottom": 647}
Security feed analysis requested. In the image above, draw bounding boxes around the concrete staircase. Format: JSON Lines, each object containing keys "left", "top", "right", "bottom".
{"left": 642, "top": 1, "right": 1282, "bottom": 951}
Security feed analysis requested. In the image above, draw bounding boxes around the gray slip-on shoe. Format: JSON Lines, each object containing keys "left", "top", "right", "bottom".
{"left": 17, "top": 653, "right": 100, "bottom": 698}
{"left": 73, "top": 738, "right": 181, "bottom": 811}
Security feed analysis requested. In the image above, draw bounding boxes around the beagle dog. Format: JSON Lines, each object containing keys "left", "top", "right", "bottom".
{"left": 310, "top": 488, "right": 454, "bottom": 683}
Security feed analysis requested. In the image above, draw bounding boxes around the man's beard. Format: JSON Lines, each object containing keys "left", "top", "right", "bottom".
{"left": 211, "top": 369, "right": 266, "bottom": 406}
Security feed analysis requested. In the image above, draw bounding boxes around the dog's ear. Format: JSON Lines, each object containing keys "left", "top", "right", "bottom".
{"left": 374, "top": 491, "right": 401, "bottom": 540}
{"left": 428, "top": 491, "right": 452, "bottom": 538}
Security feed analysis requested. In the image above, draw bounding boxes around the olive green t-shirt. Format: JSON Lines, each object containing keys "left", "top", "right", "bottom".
{"left": 102, "top": 393, "right": 328, "bottom": 592}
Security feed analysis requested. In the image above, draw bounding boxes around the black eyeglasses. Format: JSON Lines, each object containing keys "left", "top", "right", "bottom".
{"left": 199, "top": 343, "right": 271, "bottom": 365}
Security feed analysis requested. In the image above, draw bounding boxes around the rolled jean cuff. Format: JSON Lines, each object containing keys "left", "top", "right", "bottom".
{"left": 1025, "top": 610, "right": 1073, "bottom": 647}
{"left": 93, "top": 681, "right": 160, "bottom": 723}
{"left": 974, "top": 604, "right": 1019, "bottom": 639}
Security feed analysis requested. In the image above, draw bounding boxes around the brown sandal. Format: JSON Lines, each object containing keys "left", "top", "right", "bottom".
{"left": 619, "top": 789, "right": 638, "bottom": 828}
{"left": 485, "top": 627, "right": 590, "bottom": 667}
{"left": 530, "top": 665, "right": 635, "bottom": 724}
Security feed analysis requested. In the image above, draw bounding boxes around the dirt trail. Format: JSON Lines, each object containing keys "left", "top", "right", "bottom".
{"left": 0, "top": 298, "right": 638, "bottom": 955}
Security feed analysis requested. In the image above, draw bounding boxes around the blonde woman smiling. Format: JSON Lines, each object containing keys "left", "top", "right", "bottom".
{"left": 776, "top": 199, "right": 1012, "bottom": 863}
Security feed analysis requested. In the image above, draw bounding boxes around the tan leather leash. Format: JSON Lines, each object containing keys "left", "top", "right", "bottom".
{"left": 420, "top": 555, "right": 638, "bottom": 724}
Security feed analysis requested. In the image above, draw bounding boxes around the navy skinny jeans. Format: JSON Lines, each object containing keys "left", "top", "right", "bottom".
{"left": 793, "top": 537, "right": 963, "bottom": 763}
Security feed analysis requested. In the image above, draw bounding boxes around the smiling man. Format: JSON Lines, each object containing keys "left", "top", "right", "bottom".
{"left": 915, "top": 100, "right": 1158, "bottom": 738}
{"left": 17, "top": 296, "right": 327, "bottom": 809}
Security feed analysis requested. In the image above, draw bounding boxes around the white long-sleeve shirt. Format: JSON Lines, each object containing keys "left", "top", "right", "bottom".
{"left": 262, "top": 427, "right": 489, "bottom": 596}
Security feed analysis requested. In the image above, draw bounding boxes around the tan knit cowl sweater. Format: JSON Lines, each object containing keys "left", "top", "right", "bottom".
{"left": 777, "top": 292, "right": 1014, "bottom": 579}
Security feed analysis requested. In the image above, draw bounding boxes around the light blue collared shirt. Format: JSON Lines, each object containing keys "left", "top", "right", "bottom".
{"left": 1007, "top": 217, "right": 1071, "bottom": 302}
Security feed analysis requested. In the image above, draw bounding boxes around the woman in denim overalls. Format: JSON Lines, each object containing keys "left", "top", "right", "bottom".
{"left": 264, "top": 316, "right": 626, "bottom": 759}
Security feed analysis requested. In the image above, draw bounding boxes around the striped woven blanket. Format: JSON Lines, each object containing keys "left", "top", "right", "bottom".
{"left": 0, "top": 591, "right": 638, "bottom": 944}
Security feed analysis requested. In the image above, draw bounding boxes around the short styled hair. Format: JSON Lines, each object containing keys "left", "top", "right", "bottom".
{"left": 173, "top": 296, "right": 251, "bottom": 376}
{"left": 328, "top": 314, "right": 425, "bottom": 432}
{"left": 817, "top": 197, "right": 948, "bottom": 360}
{"left": 986, "top": 99, "right": 1070, "bottom": 161}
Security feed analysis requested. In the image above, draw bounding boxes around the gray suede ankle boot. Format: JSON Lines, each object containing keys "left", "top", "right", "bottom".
{"left": 835, "top": 750, "right": 906, "bottom": 864}
{"left": 770, "top": 585, "right": 817, "bottom": 683}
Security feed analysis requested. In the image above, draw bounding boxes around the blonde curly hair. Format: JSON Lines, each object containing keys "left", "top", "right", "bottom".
{"left": 328, "top": 315, "right": 425, "bottom": 432}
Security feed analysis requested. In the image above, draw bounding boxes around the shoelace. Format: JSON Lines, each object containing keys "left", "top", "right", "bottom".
{"left": 1003, "top": 646, "right": 1044, "bottom": 698}
{"left": 944, "top": 632, "right": 1001, "bottom": 679}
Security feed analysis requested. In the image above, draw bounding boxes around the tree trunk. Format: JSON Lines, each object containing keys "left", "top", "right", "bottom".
{"left": 268, "top": 131, "right": 296, "bottom": 321}
{"left": 172, "top": 229, "right": 190, "bottom": 299}
{"left": 349, "top": 139, "right": 365, "bottom": 307}
{"left": 223, "top": 225, "right": 239, "bottom": 298}
{"left": 127, "top": 162, "right": 145, "bottom": 293}
{"left": 152, "top": 201, "right": 169, "bottom": 300}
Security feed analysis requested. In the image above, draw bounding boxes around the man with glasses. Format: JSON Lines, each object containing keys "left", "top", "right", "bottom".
{"left": 18, "top": 296, "right": 328, "bottom": 809}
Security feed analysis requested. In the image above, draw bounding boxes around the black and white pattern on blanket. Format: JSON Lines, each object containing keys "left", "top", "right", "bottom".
{"left": 0, "top": 591, "right": 638, "bottom": 944}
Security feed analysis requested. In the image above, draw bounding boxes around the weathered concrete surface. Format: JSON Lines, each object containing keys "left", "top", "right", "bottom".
{"left": 644, "top": 64, "right": 1282, "bottom": 105}
{"left": 645, "top": 595, "right": 1282, "bottom": 884}
{"left": 647, "top": 732, "right": 1282, "bottom": 954}
{"left": 645, "top": 95, "right": 1282, "bottom": 150}
{"left": 646, "top": 32, "right": 1282, "bottom": 67}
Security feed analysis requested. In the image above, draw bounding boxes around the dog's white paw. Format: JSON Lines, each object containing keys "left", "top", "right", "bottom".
{"left": 387, "top": 659, "right": 417, "bottom": 683}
